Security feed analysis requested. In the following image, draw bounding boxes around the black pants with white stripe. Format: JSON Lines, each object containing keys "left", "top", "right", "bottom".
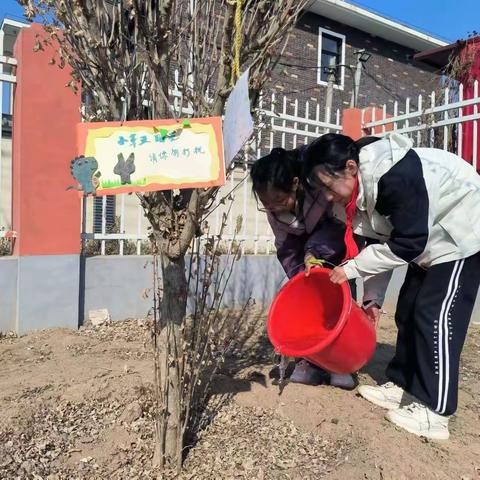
{"left": 386, "top": 252, "right": 480, "bottom": 416}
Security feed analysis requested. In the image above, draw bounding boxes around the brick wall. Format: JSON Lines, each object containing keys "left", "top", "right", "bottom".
{"left": 267, "top": 11, "right": 440, "bottom": 125}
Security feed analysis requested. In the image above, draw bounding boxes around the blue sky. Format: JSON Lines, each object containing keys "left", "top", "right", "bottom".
{"left": 1, "top": 0, "right": 478, "bottom": 42}
{"left": 0, "top": 1, "right": 25, "bottom": 24}
{"left": 348, "top": 0, "right": 478, "bottom": 42}
{"left": 2, "top": 0, "right": 476, "bottom": 113}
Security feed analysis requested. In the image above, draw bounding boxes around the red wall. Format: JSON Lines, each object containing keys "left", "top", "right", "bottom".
{"left": 12, "top": 24, "right": 81, "bottom": 256}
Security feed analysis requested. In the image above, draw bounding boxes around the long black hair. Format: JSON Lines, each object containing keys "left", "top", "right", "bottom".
{"left": 302, "top": 133, "right": 380, "bottom": 183}
{"left": 250, "top": 147, "right": 303, "bottom": 199}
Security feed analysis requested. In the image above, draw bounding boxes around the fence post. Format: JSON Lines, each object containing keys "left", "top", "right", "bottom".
{"left": 361, "top": 107, "right": 394, "bottom": 136}
{"left": 341, "top": 108, "right": 363, "bottom": 140}
{"left": 11, "top": 24, "right": 81, "bottom": 333}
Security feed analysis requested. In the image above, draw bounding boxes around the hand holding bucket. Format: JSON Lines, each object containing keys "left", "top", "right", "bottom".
{"left": 267, "top": 267, "right": 377, "bottom": 374}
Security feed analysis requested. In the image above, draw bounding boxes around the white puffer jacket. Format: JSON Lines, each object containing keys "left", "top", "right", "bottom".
{"left": 342, "top": 133, "right": 480, "bottom": 303}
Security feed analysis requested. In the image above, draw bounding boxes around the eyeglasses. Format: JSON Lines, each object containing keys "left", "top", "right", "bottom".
{"left": 257, "top": 191, "right": 295, "bottom": 213}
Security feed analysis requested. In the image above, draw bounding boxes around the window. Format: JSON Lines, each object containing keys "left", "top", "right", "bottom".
{"left": 317, "top": 28, "right": 346, "bottom": 89}
{"left": 93, "top": 196, "right": 116, "bottom": 233}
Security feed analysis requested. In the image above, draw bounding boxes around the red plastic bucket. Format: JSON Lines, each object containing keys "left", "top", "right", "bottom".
{"left": 267, "top": 268, "right": 376, "bottom": 374}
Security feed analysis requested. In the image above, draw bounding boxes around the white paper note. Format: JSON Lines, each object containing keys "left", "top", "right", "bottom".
{"left": 223, "top": 69, "right": 254, "bottom": 168}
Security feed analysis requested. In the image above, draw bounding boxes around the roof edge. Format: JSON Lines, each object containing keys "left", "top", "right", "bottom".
{"left": 307, "top": 0, "right": 449, "bottom": 50}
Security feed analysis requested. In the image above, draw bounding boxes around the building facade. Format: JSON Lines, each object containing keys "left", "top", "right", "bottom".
{"left": 268, "top": 0, "right": 447, "bottom": 131}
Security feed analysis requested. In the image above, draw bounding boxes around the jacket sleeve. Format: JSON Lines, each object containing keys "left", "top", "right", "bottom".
{"left": 343, "top": 150, "right": 430, "bottom": 280}
{"left": 275, "top": 231, "right": 308, "bottom": 278}
{"left": 304, "top": 216, "right": 347, "bottom": 266}
{"left": 354, "top": 239, "right": 392, "bottom": 306}
{"left": 270, "top": 213, "right": 347, "bottom": 278}
{"left": 268, "top": 215, "right": 306, "bottom": 278}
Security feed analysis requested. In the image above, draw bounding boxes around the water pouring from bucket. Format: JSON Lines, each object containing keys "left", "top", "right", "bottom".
{"left": 267, "top": 267, "right": 376, "bottom": 374}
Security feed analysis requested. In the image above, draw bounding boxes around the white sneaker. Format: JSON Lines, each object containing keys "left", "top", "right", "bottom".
{"left": 358, "top": 382, "right": 407, "bottom": 409}
{"left": 386, "top": 402, "right": 450, "bottom": 440}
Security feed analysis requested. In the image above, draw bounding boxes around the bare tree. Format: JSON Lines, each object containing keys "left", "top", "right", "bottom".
{"left": 18, "top": 0, "right": 309, "bottom": 470}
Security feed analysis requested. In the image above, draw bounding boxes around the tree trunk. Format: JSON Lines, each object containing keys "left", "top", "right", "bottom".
{"left": 161, "top": 254, "right": 187, "bottom": 328}
{"left": 159, "top": 253, "right": 187, "bottom": 468}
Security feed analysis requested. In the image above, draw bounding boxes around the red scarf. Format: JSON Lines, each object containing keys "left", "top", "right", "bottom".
{"left": 343, "top": 176, "right": 360, "bottom": 262}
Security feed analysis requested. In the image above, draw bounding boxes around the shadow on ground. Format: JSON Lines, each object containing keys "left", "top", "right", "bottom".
{"left": 360, "top": 341, "right": 396, "bottom": 384}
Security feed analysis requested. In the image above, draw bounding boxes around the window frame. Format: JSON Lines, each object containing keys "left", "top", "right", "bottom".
{"left": 317, "top": 27, "right": 346, "bottom": 91}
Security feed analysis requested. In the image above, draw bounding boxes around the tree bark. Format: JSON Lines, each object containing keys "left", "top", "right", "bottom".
{"left": 159, "top": 253, "right": 187, "bottom": 467}
{"left": 161, "top": 254, "right": 188, "bottom": 329}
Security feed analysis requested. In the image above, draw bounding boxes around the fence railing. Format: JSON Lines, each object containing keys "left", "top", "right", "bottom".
{"left": 77, "top": 81, "right": 480, "bottom": 256}
{"left": 4, "top": 74, "right": 480, "bottom": 257}
{"left": 362, "top": 80, "right": 480, "bottom": 167}
{"left": 11, "top": 68, "right": 480, "bottom": 257}
{"left": 82, "top": 92, "right": 343, "bottom": 256}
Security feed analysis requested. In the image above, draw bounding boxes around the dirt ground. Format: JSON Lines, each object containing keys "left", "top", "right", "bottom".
{"left": 0, "top": 314, "right": 479, "bottom": 480}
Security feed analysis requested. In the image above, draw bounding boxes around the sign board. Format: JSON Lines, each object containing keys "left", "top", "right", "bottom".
{"left": 76, "top": 117, "right": 225, "bottom": 195}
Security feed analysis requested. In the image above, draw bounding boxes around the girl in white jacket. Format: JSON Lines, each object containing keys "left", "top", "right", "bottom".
{"left": 302, "top": 132, "right": 480, "bottom": 440}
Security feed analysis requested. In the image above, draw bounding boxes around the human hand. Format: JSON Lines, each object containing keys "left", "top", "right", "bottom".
{"left": 304, "top": 253, "right": 315, "bottom": 277}
{"left": 329, "top": 266, "right": 348, "bottom": 284}
{"left": 363, "top": 303, "right": 381, "bottom": 324}
{"left": 304, "top": 254, "right": 324, "bottom": 277}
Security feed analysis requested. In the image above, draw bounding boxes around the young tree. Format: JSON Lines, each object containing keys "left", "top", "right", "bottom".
{"left": 19, "top": 0, "right": 309, "bottom": 469}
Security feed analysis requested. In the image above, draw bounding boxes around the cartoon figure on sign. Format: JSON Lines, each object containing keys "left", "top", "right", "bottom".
{"left": 114, "top": 152, "right": 136, "bottom": 184}
{"left": 67, "top": 155, "right": 101, "bottom": 195}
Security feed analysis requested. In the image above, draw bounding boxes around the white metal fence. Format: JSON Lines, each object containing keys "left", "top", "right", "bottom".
{"left": 362, "top": 80, "right": 480, "bottom": 165}
{"left": 5, "top": 48, "right": 479, "bottom": 257}
{"left": 83, "top": 92, "right": 343, "bottom": 256}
